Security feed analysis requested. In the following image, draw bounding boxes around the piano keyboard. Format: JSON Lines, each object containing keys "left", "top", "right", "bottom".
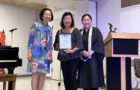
{"left": 0, "top": 60, "right": 17, "bottom": 63}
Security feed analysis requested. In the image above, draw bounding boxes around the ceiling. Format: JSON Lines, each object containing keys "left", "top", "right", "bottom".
{"left": 47, "top": 0, "right": 74, "bottom": 9}
{"left": 0, "top": 0, "right": 97, "bottom": 10}
{"left": 46, "top": 0, "right": 97, "bottom": 12}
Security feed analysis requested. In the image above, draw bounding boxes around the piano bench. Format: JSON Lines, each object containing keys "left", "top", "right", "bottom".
{"left": 0, "top": 74, "right": 16, "bottom": 90}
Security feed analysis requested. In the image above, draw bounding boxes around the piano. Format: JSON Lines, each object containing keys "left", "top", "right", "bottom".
{"left": 0, "top": 46, "right": 22, "bottom": 90}
{"left": 0, "top": 46, "right": 22, "bottom": 73}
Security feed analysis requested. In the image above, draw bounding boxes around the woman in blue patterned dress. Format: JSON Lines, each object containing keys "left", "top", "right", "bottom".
{"left": 27, "top": 8, "right": 53, "bottom": 90}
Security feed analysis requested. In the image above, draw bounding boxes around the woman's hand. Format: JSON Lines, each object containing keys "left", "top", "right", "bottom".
{"left": 64, "top": 49, "right": 74, "bottom": 53}
{"left": 47, "top": 49, "right": 53, "bottom": 64}
{"left": 82, "top": 50, "right": 94, "bottom": 57}
{"left": 82, "top": 50, "right": 89, "bottom": 57}
{"left": 28, "top": 49, "right": 32, "bottom": 61}
{"left": 88, "top": 50, "right": 94, "bottom": 56}
{"left": 48, "top": 56, "right": 53, "bottom": 64}
{"left": 64, "top": 47, "right": 79, "bottom": 54}
{"left": 48, "top": 55, "right": 53, "bottom": 64}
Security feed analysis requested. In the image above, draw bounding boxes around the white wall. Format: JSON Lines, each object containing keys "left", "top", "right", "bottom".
{"left": 120, "top": 4, "right": 140, "bottom": 33}
{"left": 97, "top": 0, "right": 121, "bottom": 38}
{"left": 89, "top": 1, "right": 97, "bottom": 27}
{"left": 0, "top": 3, "right": 37, "bottom": 75}
{"left": 74, "top": 1, "right": 96, "bottom": 29}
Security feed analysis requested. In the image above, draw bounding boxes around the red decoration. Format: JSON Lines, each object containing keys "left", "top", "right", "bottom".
{"left": 0, "top": 31, "right": 5, "bottom": 46}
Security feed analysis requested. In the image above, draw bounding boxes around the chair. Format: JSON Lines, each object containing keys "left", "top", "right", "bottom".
{"left": 134, "top": 59, "right": 140, "bottom": 90}
{"left": 0, "top": 74, "right": 16, "bottom": 90}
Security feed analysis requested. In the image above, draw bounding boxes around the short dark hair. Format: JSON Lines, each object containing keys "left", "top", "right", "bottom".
{"left": 39, "top": 8, "right": 54, "bottom": 21}
{"left": 81, "top": 14, "right": 92, "bottom": 21}
{"left": 60, "top": 12, "right": 75, "bottom": 28}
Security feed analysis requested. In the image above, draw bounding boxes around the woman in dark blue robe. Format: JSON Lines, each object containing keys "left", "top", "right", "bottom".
{"left": 78, "top": 14, "right": 105, "bottom": 90}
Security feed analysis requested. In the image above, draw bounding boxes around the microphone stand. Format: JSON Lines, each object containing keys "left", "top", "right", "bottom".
{"left": 9, "top": 28, "right": 17, "bottom": 47}
{"left": 10, "top": 30, "right": 13, "bottom": 47}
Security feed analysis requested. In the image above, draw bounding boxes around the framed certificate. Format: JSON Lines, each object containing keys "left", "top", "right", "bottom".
{"left": 59, "top": 33, "right": 72, "bottom": 50}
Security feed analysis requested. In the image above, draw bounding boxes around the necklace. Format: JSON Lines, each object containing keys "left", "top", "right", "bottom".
{"left": 62, "top": 27, "right": 75, "bottom": 33}
{"left": 62, "top": 28, "right": 71, "bottom": 33}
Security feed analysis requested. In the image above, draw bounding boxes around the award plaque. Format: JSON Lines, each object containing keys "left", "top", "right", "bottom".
{"left": 59, "top": 33, "right": 72, "bottom": 49}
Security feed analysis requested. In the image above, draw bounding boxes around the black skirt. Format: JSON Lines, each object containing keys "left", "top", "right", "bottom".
{"left": 78, "top": 54, "right": 105, "bottom": 88}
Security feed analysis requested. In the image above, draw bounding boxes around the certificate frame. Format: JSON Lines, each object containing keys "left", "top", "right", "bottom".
{"left": 59, "top": 33, "right": 72, "bottom": 50}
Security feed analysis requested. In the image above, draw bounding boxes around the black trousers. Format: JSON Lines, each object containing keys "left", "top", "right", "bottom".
{"left": 61, "top": 59, "right": 79, "bottom": 90}
{"left": 84, "top": 88, "right": 98, "bottom": 90}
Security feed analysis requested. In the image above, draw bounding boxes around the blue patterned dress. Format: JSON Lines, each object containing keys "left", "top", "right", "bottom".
{"left": 27, "top": 21, "right": 52, "bottom": 74}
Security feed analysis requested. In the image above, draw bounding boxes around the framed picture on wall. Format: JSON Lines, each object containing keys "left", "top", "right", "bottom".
{"left": 121, "top": 0, "right": 140, "bottom": 8}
